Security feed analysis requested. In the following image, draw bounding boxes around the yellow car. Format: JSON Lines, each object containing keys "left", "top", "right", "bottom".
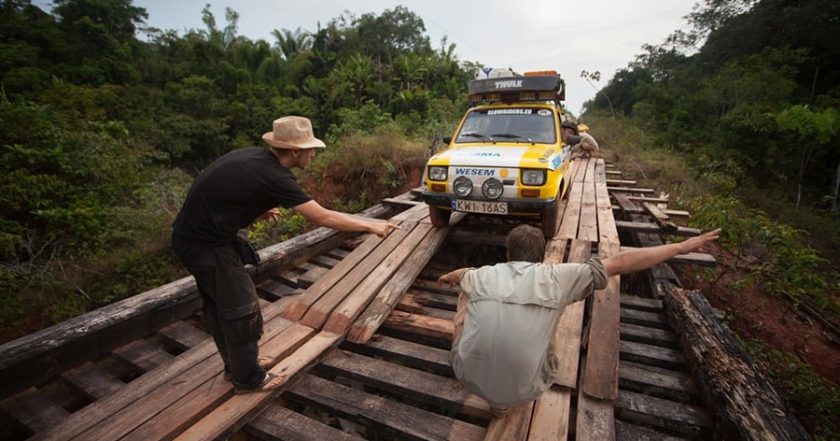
{"left": 422, "top": 70, "right": 575, "bottom": 237}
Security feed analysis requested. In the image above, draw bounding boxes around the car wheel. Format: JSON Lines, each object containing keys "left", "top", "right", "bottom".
{"left": 541, "top": 180, "right": 564, "bottom": 238}
{"left": 429, "top": 205, "right": 452, "bottom": 228}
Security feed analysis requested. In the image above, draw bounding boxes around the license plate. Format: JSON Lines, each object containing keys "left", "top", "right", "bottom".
{"left": 453, "top": 199, "right": 508, "bottom": 214}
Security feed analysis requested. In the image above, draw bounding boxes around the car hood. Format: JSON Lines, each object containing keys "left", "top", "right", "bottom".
{"left": 432, "top": 145, "right": 563, "bottom": 169}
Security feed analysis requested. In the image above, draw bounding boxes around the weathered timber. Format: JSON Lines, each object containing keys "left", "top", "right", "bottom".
{"left": 246, "top": 403, "right": 366, "bottom": 441}
{"left": 346, "top": 225, "right": 451, "bottom": 343}
{"left": 619, "top": 340, "right": 686, "bottom": 371}
{"left": 627, "top": 196, "right": 669, "bottom": 204}
{"left": 619, "top": 322, "right": 678, "bottom": 348}
{"left": 615, "top": 221, "right": 701, "bottom": 237}
{"left": 382, "top": 310, "right": 454, "bottom": 342}
{"left": 614, "top": 390, "right": 712, "bottom": 437}
{"left": 607, "top": 186, "right": 655, "bottom": 194}
{"left": 576, "top": 391, "right": 615, "bottom": 441}
{"left": 342, "top": 334, "right": 451, "bottom": 376}
{"left": 579, "top": 159, "right": 599, "bottom": 241}
{"left": 606, "top": 179, "right": 637, "bottom": 186}
{"left": 663, "top": 287, "right": 811, "bottom": 440}
{"left": 401, "top": 289, "right": 459, "bottom": 311}
{"left": 614, "top": 420, "right": 685, "bottom": 441}
{"left": 620, "top": 295, "right": 663, "bottom": 312}
{"left": 621, "top": 308, "right": 670, "bottom": 329}
{"left": 174, "top": 331, "right": 342, "bottom": 441}
{"left": 1, "top": 388, "right": 69, "bottom": 434}
{"left": 383, "top": 196, "right": 424, "bottom": 208}
{"left": 552, "top": 240, "right": 588, "bottom": 388}
{"left": 582, "top": 241, "right": 621, "bottom": 400}
{"left": 397, "top": 297, "right": 455, "bottom": 321}
{"left": 284, "top": 374, "right": 485, "bottom": 441}
{"left": 316, "top": 350, "right": 491, "bottom": 418}
{"left": 642, "top": 202, "right": 678, "bottom": 231}
{"left": 61, "top": 361, "right": 125, "bottom": 400}
{"left": 619, "top": 360, "right": 698, "bottom": 402}
{"left": 527, "top": 388, "right": 571, "bottom": 441}
{"left": 0, "top": 200, "right": 395, "bottom": 398}
{"left": 595, "top": 159, "right": 619, "bottom": 244}
{"left": 111, "top": 338, "right": 175, "bottom": 373}
{"left": 483, "top": 401, "right": 534, "bottom": 441}
{"left": 301, "top": 222, "right": 420, "bottom": 334}
{"left": 158, "top": 320, "right": 210, "bottom": 351}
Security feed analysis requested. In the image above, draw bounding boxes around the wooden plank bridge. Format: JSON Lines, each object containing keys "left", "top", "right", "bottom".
{"left": 0, "top": 157, "right": 799, "bottom": 440}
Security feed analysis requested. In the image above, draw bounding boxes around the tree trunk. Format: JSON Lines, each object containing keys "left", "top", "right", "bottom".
{"left": 663, "top": 285, "right": 812, "bottom": 441}
{"left": 832, "top": 161, "right": 839, "bottom": 212}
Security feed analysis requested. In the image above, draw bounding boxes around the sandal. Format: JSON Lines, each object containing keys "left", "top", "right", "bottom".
{"left": 233, "top": 372, "right": 285, "bottom": 394}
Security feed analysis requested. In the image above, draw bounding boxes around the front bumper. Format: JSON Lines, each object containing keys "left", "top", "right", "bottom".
{"left": 421, "top": 191, "right": 556, "bottom": 213}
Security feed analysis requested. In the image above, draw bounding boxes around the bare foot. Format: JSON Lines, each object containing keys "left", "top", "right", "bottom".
{"left": 233, "top": 372, "right": 286, "bottom": 394}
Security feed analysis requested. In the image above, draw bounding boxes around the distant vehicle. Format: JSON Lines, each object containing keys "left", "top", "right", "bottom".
{"left": 421, "top": 70, "right": 576, "bottom": 237}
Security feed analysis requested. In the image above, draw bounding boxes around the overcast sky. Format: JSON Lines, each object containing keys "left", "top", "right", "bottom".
{"left": 36, "top": 0, "right": 699, "bottom": 114}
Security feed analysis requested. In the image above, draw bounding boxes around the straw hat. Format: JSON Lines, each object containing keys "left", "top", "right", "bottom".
{"left": 262, "top": 116, "right": 326, "bottom": 149}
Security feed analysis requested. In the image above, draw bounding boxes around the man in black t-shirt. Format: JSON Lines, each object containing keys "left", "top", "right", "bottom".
{"left": 172, "top": 116, "right": 399, "bottom": 393}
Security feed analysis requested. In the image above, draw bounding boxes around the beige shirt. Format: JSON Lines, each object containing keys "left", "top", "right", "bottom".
{"left": 450, "top": 258, "right": 607, "bottom": 407}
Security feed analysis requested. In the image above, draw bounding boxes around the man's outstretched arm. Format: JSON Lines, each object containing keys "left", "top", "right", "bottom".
{"left": 603, "top": 228, "right": 721, "bottom": 277}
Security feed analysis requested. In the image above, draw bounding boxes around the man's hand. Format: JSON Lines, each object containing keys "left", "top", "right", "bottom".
{"left": 260, "top": 208, "right": 281, "bottom": 222}
{"left": 676, "top": 228, "right": 721, "bottom": 254}
{"left": 368, "top": 221, "right": 401, "bottom": 238}
{"left": 438, "top": 268, "right": 466, "bottom": 287}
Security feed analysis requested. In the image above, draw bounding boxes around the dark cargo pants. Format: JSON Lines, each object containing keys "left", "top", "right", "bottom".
{"left": 172, "top": 234, "right": 265, "bottom": 389}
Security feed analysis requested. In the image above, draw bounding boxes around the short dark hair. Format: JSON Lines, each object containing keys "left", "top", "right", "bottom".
{"left": 506, "top": 224, "right": 546, "bottom": 262}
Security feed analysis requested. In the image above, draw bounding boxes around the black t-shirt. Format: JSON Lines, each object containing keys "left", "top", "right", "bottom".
{"left": 172, "top": 147, "right": 312, "bottom": 246}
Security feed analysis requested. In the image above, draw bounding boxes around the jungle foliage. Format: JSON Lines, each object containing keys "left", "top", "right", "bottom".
{"left": 0, "top": 0, "right": 476, "bottom": 336}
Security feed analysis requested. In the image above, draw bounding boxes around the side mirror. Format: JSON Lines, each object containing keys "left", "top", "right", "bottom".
{"left": 442, "top": 136, "right": 452, "bottom": 144}
{"left": 564, "top": 135, "right": 582, "bottom": 145}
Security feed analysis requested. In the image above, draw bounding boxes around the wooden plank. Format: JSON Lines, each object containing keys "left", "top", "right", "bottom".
{"left": 345, "top": 225, "right": 450, "bottom": 343}
{"left": 173, "top": 331, "right": 342, "bottom": 441}
{"left": 317, "top": 350, "right": 491, "bottom": 418}
{"left": 575, "top": 393, "right": 615, "bottom": 441}
{"left": 605, "top": 170, "right": 622, "bottom": 176}
{"left": 382, "top": 310, "right": 454, "bottom": 341}
{"left": 557, "top": 168, "right": 584, "bottom": 240}
{"left": 621, "top": 308, "right": 669, "bottom": 329}
{"left": 619, "top": 341, "right": 686, "bottom": 370}
{"left": 642, "top": 202, "right": 677, "bottom": 231}
{"left": 158, "top": 321, "right": 210, "bottom": 351}
{"left": 296, "top": 265, "right": 329, "bottom": 288}
{"left": 607, "top": 187, "right": 655, "bottom": 194}
{"left": 285, "top": 374, "right": 485, "bottom": 441}
{"left": 578, "top": 159, "right": 599, "bottom": 241}
{"left": 527, "top": 388, "right": 571, "bottom": 441}
{"left": 619, "top": 295, "right": 663, "bottom": 312}
{"left": 605, "top": 179, "right": 637, "bottom": 186}
{"left": 582, "top": 241, "right": 621, "bottom": 400}
{"left": 310, "top": 254, "right": 341, "bottom": 268}
{"left": 281, "top": 233, "right": 384, "bottom": 321}
{"left": 343, "top": 335, "right": 451, "bottom": 376}
{"left": 383, "top": 197, "right": 423, "bottom": 207}
{"left": 111, "top": 339, "right": 173, "bottom": 373}
{"left": 33, "top": 310, "right": 294, "bottom": 441}
{"left": 397, "top": 297, "right": 455, "bottom": 321}
{"left": 402, "top": 289, "right": 458, "bottom": 311}
{"left": 323, "top": 223, "right": 434, "bottom": 334}
{"left": 619, "top": 323, "right": 678, "bottom": 348}
{"left": 256, "top": 279, "right": 300, "bottom": 300}
{"left": 300, "top": 223, "right": 415, "bottom": 329}
{"left": 613, "top": 193, "right": 639, "bottom": 213}
{"left": 483, "top": 401, "right": 534, "bottom": 441}
{"left": 119, "top": 324, "right": 316, "bottom": 441}
{"left": 61, "top": 361, "right": 126, "bottom": 400}
{"left": 411, "top": 278, "right": 460, "bottom": 296}
{"left": 595, "top": 159, "right": 619, "bottom": 244}
{"left": 614, "top": 420, "right": 686, "bottom": 441}
{"left": 619, "top": 361, "right": 697, "bottom": 402}
{"left": 552, "top": 240, "right": 589, "bottom": 388}
{"left": 1, "top": 388, "right": 69, "bottom": 434}
{"left": 662, "top": 209, "right": 690, "bottom": 218}
{"left": 246, "top": 403, "right": 366, "bottom": 441}
{"left": 614, "top": 390, "right": 712, "bottom": 436}
{"left": 615, "top": 221, "right": 701, "bottom": 237}
{"left": 626, "top": 196, "right": 668, "bottom": 204}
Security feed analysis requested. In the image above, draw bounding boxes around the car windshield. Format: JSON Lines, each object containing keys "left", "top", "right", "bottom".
{"left": 455, "top": 108, "right": 556, "bottom": 144}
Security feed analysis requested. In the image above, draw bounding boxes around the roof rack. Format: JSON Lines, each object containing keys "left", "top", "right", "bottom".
{"left": 468, "top": 71, "right": 565, "bottom": 105}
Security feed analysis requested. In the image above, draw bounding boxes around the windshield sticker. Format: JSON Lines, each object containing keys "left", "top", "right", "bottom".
{"left": 537, "top": 109, "right": 552, "bottom": 116}
{"left": 487, "top": 109, "right": 533, "bottom": 115}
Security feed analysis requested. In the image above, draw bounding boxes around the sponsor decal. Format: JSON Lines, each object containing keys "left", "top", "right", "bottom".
{"left": 487, "top": 109, "right": 533, "bottom": 115}
{"left": 455, "top": 168, "right": 496, "bottom": 176}
{"left": 537, "top": 109, "right": 552, "bottom": 116}
{"left": 551, "top": 155, "right": 562, "bottom": 169}
{"left": 494, "top": 79, "right": 523, "bottom": 89}
{"left": 499, "top": 168, "right": 509, "bottom": 178}
{"left": 472, "top": 152, "right": 501, "bottom": 157}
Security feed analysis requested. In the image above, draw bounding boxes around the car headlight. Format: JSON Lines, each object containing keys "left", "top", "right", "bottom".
{"left": 521, "top": 169, "right": 546, "bottom": 186}
{"left": 482, "top": 178, "right": 504, "bottom": 199}
{"left": 428, "top": 166, "right": 447, "bottom": 181}
{"left": 453, "top": 176, "right": 473, "bottom": 197}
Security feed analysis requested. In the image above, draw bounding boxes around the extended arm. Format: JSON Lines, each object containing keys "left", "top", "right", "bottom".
{"left": 438, "top": 267, "right": 470, "bottom": 287}
{"left": 603, "top": 228, "right": 721, "bottom": 276}
{"left": 293, "top": 200, "right": 400, "bottom": 237}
